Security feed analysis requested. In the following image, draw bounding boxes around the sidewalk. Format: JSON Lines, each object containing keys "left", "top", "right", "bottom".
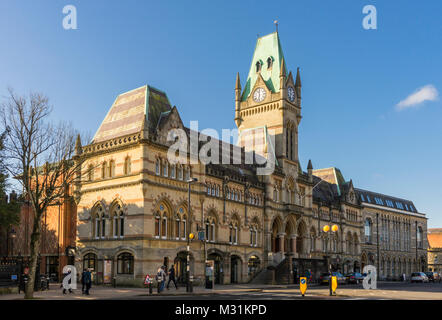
{"left": 0, "top": 283, "right": 304, "bottom": 300}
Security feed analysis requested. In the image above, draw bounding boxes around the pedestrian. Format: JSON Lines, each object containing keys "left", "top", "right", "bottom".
{"left": 81, "top": 269, "right": 87, "bottom": 294}
{"left": 402, "top": 273, "right": 406, "bottom": 282}
{"left": 84, "top": 268, "right": 92, "bottom": 295}
{"left": 167, "top": 264, "right": 178, "bottom": 290}
{"left": 156, "top": 266, "right": 166, "bottom": 293}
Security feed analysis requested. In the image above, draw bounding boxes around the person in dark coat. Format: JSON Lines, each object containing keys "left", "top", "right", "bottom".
{"left": 167, "top": 265, "right": 178, "bottom": 290}
{"left": 81, "top": 269, "right": 87, "bottom": 294}
{"left": 84, "top": 268, "right": 92, "bottom": 295}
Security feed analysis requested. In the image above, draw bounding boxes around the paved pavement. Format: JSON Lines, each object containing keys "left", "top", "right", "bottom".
{"left": 1, "top": 281, "right": 442, "bottom": 300}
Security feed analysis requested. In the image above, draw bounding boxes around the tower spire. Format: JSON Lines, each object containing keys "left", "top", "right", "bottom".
{"left": 235, "top": 72, "right": 241, "bottom": 91}
{"left": 295, "top": 67, "right": 301, "bottom": 88}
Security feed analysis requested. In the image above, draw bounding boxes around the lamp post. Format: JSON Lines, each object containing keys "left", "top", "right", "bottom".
{"left": 187, "top": 178, "right": 197, "bottom": 293}
{"left": 9, "top": 228, "right": 17, "bottom": 257}
{"left": 323, "top": 223, "right": 339, "bottom": 296}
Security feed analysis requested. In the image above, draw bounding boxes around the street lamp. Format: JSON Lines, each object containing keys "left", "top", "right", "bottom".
{"left": 187, "top": 178, "right": 198, "bottom": 293}
{"left": 323, "top": 224, "right": 339, "bottom": 296}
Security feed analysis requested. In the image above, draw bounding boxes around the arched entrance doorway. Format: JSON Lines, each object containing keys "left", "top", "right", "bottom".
{"left": 208, "top": 252, "right": 223, "bottom": 284}
{"left": 271, "top": 218, "right": 282, "bottom": 253}
{"left": 174, "top": 251, "right": 191, "bottom": 284}
{"left": 230, "top": 255, "right": 242, "bottom": 284}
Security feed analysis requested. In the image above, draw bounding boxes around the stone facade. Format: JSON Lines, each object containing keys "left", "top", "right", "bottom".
{"left": 73, "top": 32, "right": 427, "bottom": 286}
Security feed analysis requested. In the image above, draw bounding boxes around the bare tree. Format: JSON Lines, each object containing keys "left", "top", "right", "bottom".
{"left": 0, "top": 88, "right": 90, "bottom": 299}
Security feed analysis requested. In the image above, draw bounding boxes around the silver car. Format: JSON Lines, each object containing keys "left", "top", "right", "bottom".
{"left": 410, "top": 272, "right": 429, "bottom": 283}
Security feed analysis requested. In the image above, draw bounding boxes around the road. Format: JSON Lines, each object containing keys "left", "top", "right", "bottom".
{"left": 2, "top": 281, "right": 442, "bottom": 300}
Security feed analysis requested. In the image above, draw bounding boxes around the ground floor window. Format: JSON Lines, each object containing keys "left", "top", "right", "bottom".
{"left": 248, "top": 255, "right": 260, "bottom": 277}
{"left": 117, "top": 253, "right": 134, "bottom": 274}
{"left": 46, "top": 256, "right": 59, "bottom": 280}
{"left": 83, "top": 253, "right": 97, "bottom": 271}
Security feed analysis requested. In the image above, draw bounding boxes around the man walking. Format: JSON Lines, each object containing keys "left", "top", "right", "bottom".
{"left": 81, "top": 269, "right": 87, "bottom": 294}
{"left": 156, "top": 266, "right": 166, "bottom": 293}
{"left": 167, "top": 264, "right": 178, "bottom": 290}
{"left": 84, "top": 268, "right": 92, "bottom": 295}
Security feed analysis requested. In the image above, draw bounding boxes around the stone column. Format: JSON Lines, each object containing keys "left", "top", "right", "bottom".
{"left": 278, "top": 233, "right": 285, "bottom": 254}
{"left": 291, "top": 235, "right": 297, "bottom": 254}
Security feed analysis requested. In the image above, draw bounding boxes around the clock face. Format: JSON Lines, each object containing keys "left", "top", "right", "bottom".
{"left": 253, "top": 87, "right": 266, "bottom": 102}
{"left": 288, "top": 86, "right": 296, "bottom": 102}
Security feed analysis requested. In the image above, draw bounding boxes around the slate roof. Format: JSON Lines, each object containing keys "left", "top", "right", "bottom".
{"left": 312, "top": 175, "right": 339, "bottom": 204}
{"left": 92, "top": 85, "right": 171, "bottom": 143}
{"left": 355, "top": 188, "right": 420, "bottom": 214}
{"left": 312, "top": 167, "right": 346, "bottom": 196}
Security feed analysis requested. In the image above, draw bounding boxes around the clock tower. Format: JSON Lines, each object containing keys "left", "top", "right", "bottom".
{"left": 235, "top": 32, "right": 302, "bottom": 169}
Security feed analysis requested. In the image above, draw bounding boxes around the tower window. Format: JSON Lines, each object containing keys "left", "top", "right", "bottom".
{"left": 267, "top": 57, "right": 272, "bottom": 69}
{"left": 256, "top": 61, "right": 262, "bottom": 73}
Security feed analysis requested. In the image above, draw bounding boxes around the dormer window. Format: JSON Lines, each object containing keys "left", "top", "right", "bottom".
{"left": 256, "top": 61, "right": 262, "bottom": 73}
{"left": 267, "top": 57, "right": 272, "bottom": 69}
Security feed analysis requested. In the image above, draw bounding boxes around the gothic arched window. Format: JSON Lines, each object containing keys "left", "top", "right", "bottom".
{"left": 124, "top": 157, "right": 131, "bottom": 175}
{"left": 267, "top": 57, "right": 272, "bottom": 69}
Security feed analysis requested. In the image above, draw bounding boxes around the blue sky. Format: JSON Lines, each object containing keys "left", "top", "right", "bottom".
{"left": 0, "top": 1, "right": 441, "bottom": 226}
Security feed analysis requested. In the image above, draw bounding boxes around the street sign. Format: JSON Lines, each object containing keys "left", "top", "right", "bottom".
{"left": 331, "top": 276, "right": 338, "bottom": 294}
{"left": 299, "top": 277, "right": 307, "bottom": 297}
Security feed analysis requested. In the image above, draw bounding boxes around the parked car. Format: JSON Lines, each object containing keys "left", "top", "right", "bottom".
{"left": 345, "top": 272, "right": 365, "bottom": 284}
{"left": 319, "top": 272, "right": 346, "bottom": 285}
{"left": 410, "top": 272, "right": 429, "bottom": 283}
{"left": 424, "top": 272, "right": 441, "bottom": 283}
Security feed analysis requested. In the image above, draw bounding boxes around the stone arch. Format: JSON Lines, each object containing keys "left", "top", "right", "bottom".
{"left": 230, "top": 253, "right": 243, "bottom": 284}
{"left": 271, "top": 215, "right": 283, "bottom": 253}
{"left": 296, "top": 219, "right": 308, "bottom": 254}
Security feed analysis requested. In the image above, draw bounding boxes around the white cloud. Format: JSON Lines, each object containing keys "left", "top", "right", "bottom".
{"left": 396, "top": 84, "right": 438, "bottom": 111}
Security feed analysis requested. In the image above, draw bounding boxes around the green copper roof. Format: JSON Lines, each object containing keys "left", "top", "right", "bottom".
{"left": 241, "top": 32, "right": 287, "bottom": 101}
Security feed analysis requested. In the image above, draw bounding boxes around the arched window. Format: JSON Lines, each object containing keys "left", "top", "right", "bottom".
{"left": 250, "top": 218, "right": 259, "bottom": 247}
{"left": 181, "top": 214, "right": 187, "bottom": 240}
{"left": 88, "top": 164, "right": 94, "bottom": 181}
{"left": 229, "top": 215, "right": 240, "bottom": 245}
{"left": 93, "top": 205, "right": 106, "bottom": 239}
{"left": 162, "top": 215, "right": 167, "bottom": 239}
{"left": 267, "top": 57, "right": 272, "bottom": 69}
{"left": 171, "top": 164, "right": 176, "bottom": 178}
{"left": 108, "top": 160, "right": 115, "bottom": 178}
{"left": 216, "top": 185, "right": 220, "bottom": 197}
{"left": 112, "top": 203, "right": 124, "bottom": 238}
{"left": 185, "top": 167, "right": 190, "bottom": 181}
{"left": 207, "top": 184, "right": 211, "bottom": 195}
{"left": 205, "top": 212, "right": 217, "bottom": 243}
{"left": 417, "top": 226, "right": 423, "bottom": 248}
{"left": 101, "top": 161, "right": 107, "bottom": 179}
{"left": 155, "top": 214, "right": 161, "bottom": 238}
{"left": 256, "top": 61, "right": 262, "bottom": 73}
{"left": 124, "top": 157, "right": 131, "bottom": 175}
{"left": 365, "top": 218, "right": 372, "bottom": 243}
{"left": 83, "top": 253, "right": 97, "bottom": 271}
{"left": 117, "top": 253, "right": 134, "bottom": 274}
{"left": 178, "top": 165, "right": 183, "bottom": 180}
{"left": 163, "top": 161, "right": 168, "bottom": 177}
{"left": 155, "top": 159, "right": 160, "bottom": 175}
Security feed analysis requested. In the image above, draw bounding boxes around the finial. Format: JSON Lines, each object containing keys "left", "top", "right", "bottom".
{"left": 235, "top": 72, "right": 241, "bottom": 90}
{"left": 274, "top": 20, "right": 279, "bottom": 33}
